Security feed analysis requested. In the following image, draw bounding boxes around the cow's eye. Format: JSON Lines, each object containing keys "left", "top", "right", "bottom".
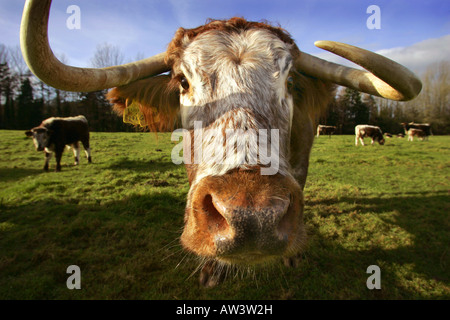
{"left": 287, "top": 76, "right": 294, "bottom": 88}
{"left": 180, "top": 76, "right": 190, "bottom": 91}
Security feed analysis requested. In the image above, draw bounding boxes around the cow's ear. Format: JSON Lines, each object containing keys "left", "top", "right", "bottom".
{"left": 106, "top": 75, "right": 180, "bottom": 132}
{"left": 25, "top": 130, "right": 33, "bottom": 137}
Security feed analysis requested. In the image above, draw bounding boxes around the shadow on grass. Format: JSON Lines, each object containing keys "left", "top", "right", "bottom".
{"left": 106, "top": 158, "right": 180, "bottom": 173}
{"left": 303, "top": 190, "right": 449, "bottom": 299}
{"left": 0, "top": 167, "right": 43, "bottom": 182}
{"left": 1, "top": 186, "right": 448, "bottom": 299}
{"left": 0, "top": 192, "right": 189, "bottom": 299}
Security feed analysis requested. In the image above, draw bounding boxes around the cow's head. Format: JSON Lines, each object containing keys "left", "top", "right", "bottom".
{"left": 25, "top": 127, "right": 50, "bottom": 151}
{"left": 375, "top": 131, "right": 386, "bottom": 145}
{"left": 20, "top": 0, "right": 422, "bottom": 276}
{"left": 161, "top": 21, "right": 310, "bottom": 264}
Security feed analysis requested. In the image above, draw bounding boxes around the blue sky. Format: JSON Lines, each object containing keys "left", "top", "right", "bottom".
{"left": 1, "top": 0, "right": 449, "bottom": 73}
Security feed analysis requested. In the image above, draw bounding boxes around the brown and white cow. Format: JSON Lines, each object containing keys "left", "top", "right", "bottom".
{"left": 20, "top": 0, "right": 422, "bottom": 286}
{"left": 316, "top": 125, "right": 337, "bottom": 138}
{"left": 355, "top": 125, "right": 385, "bottom": 146}
{"left": 25, "top": 115, "right": 92, "bottom": 171}
{"left": 402, "top": 122, "right": 432, "bottom": 140}
{"left": 407, "top": 128, "right": 426, "bottom": 141}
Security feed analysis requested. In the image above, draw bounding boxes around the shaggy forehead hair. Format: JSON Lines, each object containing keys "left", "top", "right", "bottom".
{"left": 175, "top": 28, "right": 295, "bottom": 126}
{"left": 165, "top": 17, "right": 299, "bottom": 69}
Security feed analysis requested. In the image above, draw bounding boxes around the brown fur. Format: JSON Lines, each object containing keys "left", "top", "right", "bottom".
{"left": 289, "top": 70, "right": 334, "bottom": 186}
{"left": 106, "top": 75, "right": 179, "bottom": 131}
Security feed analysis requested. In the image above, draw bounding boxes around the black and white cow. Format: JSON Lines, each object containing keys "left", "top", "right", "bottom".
{"left": 401, "top": 122, "right": 432, "bottom": 140}
{"left": 316, "top": 125, "right": 337, "bottom": 138}
{"left": 355, "top": 125, "right": 385, "bottom": 146}
{"left": 25, "top": 115, "right": 92, "bottom": 171}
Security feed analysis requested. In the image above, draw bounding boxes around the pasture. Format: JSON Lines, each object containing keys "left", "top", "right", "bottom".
{"left": 0, "top": 130, "right": 448, "bottom": 299}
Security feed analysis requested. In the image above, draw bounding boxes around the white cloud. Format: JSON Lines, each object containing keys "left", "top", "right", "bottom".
{"left": 312, "top": 35, "right": 450, "bottom": 75}
{"left": 376, "top": 35, "right": 450, "bottom": 74}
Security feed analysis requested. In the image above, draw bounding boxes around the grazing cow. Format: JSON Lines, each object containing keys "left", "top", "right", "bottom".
{"left": 25, "top": 115, "right": 92, "bottom": 171}
{"left": 316, "top": 125, "right": 337, "bottom": 138}
{"left": 401, "top": 122, "right": 432, "bottom": 139}
{"left": 355, "top": 125, "right": 385, "bottom": 146}
{"left": 384, "top": 133, "right": 393, "bottom": 138}
{"left": 407, "top": 128, "right": 426, "bottom": 141}
{"left": 21, "top": 0, "right": 422, "bottom": 287}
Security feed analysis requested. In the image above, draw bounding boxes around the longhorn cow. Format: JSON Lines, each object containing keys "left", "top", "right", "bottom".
{"left": 20, "top": 0, "right": 422, "bottom": 287}
{"left": 355, "top": 125, "right": 385, "bottom": 146}
{"left": 407, "top": 128, "right": 426, "bottom": 141}
{"left": 401, "top": 122, "right": 432, "bottom": 139}
{"left": 316, "top": 125, "right": 337, "bottom": 138}
{"left": 25, "top": 115, "right": 92, "bottom": 171}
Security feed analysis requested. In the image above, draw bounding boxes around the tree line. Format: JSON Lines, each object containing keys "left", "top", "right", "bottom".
{"left": 0, "top": 43, "right": 133, "bottom": 132}
{"left": 320, "top": 60, "right": 449, "bottom": 135}
{"left": 1, "top": 43, "right": 449, "bottom": 134}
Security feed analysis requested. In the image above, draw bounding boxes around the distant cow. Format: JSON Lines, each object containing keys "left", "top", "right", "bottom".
{"left": 355, "top": 125, "right": 385, "bottom": 146}
{"left": 402, "top": 122, "right": 432, "bottom": 139}
{"left": 25, "top": 115, "right": 92, "bottom": 171}
{"left": 316, "top": 125, "right": 337, "bottom": 138}
{"left": 407, "top": 128, "right": 426, "bottom": 141}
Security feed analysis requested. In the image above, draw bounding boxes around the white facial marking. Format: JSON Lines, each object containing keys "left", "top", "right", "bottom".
{"left": 31, "top": 130, "right": 50, "bottom": 151}
{"left": 177, "top": 28, "right": 295, "bottom": 187}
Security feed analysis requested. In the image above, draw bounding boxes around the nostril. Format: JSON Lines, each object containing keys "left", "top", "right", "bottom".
{"left": 276, "top": 198, "right": 297, "bottom": 241}
{"left": 202, "top": 194, "right": 230, "bottom": 235}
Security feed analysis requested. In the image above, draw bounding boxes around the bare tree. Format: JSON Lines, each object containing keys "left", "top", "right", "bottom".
{"left": 0, "top": 44, "right": 8, "bottom": 64}
{"left": 400, "top": 60, "right": 450, "bottom": 133}
{"left": 90, "top": 43, "right": 125, "bottom": 68}
{"left": 8, "top": 45, "right": 29, "bottom": 78}
{"left": 83, "top": 43, "right": 127, "bottom": 131}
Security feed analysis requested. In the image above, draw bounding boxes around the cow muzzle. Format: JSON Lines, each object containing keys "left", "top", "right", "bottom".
{"left": 181, "top": 170, "right": 305, "bottom": 265}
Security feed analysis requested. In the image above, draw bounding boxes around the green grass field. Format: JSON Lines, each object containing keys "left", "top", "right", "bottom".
{"left": 0, "top": 130, "right": 448, "bottom": 299}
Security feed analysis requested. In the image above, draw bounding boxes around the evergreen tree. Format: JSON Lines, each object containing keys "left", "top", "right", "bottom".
{"left": 17, "top": 77, "right": 42, "bottom": 129}
{"left": 346, "top": 88, "right": 369, "bottom": 125}
{"left": 0, "top": 62, "right": 15, "bottom": 128}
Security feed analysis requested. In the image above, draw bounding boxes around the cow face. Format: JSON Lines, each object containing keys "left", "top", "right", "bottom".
{"left": 168, "top": 27, "right": 306, "bottom": 265}
{"left": 25, "top": 127, "right": 50, "bottom": 151}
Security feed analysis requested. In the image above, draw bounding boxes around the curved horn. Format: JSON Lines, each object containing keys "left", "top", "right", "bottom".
{"left": 295, "top": 41, "right": 422, "bottom": 101}
{"left": 20, "top": 0, "right": 169, "bottom": 92}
